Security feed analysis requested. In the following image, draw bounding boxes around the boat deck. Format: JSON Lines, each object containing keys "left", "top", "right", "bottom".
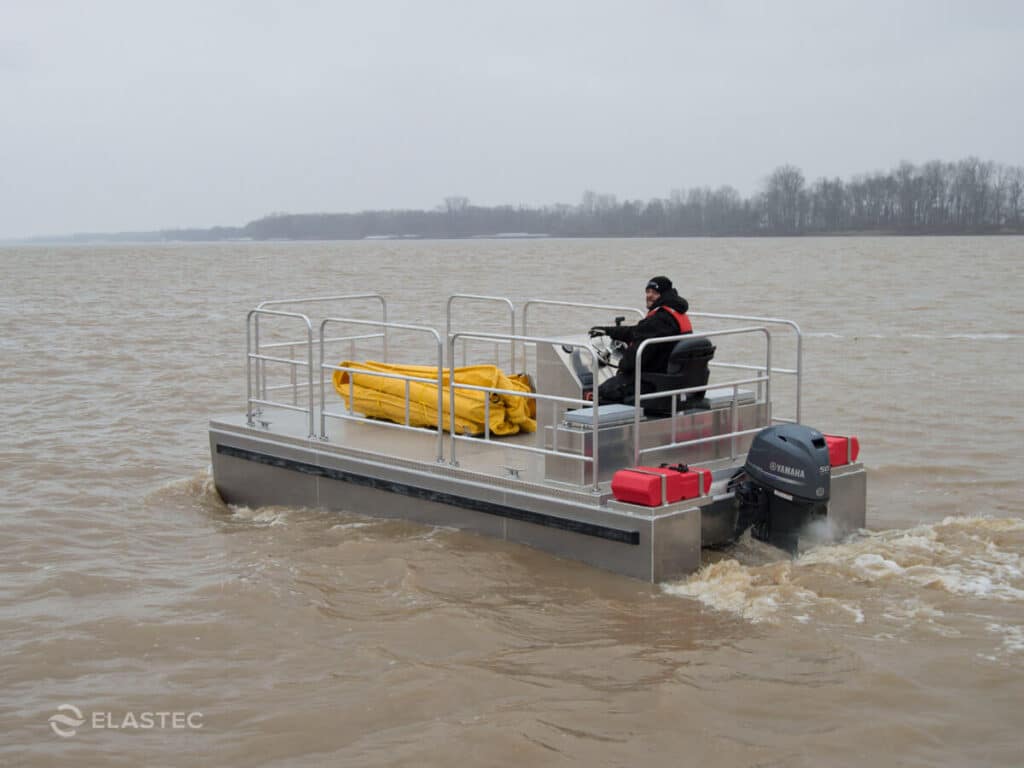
{"left": 227, "top": 406, "right": 545, "bottom": 478}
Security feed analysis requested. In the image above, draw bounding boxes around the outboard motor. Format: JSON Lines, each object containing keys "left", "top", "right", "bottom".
{"left": 732, "top": 424, "right": 831, "bottom": 553}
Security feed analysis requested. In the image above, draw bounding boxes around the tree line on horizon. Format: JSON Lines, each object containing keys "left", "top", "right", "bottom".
{"left": 165, "top": 156, "right": 1021, "bottom": 241}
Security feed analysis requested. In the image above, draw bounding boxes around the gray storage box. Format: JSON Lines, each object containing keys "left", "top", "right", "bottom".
{"left": 563, "top": 403, "right": 639, "bottom": 428}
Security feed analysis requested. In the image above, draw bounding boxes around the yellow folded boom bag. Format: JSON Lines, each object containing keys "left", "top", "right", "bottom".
{"left": 332, "top": 361, "right": 536, "bottom": 436}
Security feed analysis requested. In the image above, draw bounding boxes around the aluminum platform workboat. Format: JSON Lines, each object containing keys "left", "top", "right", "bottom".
{"left": 209, "top": 294, "right": 866, "bottom": 582}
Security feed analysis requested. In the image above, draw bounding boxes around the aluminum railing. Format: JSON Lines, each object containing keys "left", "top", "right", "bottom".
{"left": 445, "top": 298, "right": 644, "bottom": 379}
{"left": 520, "top": 302, "right": 802, "bottom": 424}
{"left": 242, "top": 294, "right": 801, "bottom": 489}
{"left": 447, "top": 330, "right": 603, "bottom": 488}
{"left": 689, "top": 312, "right": 802, "bottom": 423}
{"left": 445, "top": 294, "right": 515, "bottom": 370}
{"left": 319, "top": 317, "right": 445, "bottom": 462}
{"left": 631, "top": 327, "right": 773, "bottom": 466}
{"left": 246, "top": 308, "right": 316, "bottom": 438}
{"left": 254, "top": 294, "right": 388, "bottom": 401}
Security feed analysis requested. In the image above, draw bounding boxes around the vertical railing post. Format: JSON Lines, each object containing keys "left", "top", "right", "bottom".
{"left": 448, "top": 335, "right": 458, "bottom": 466}
{"left": 591, "top": 354, "right": 600, "bottom": 491}
{"left": 435, "top": 336, "right": 444, "bottom": 463}
{"left": 290, "top": 343, "right": 297, "bottom": 405}
{"left": 730, "top": 383, "right": 739, "bottom": 461}
{"left": 254, "top": 314, "right": 262, "bottom": 403}
{"left": 246, "top": 313, "right": 255, "bottom": 426}
{"left": 319, "top": 323, "right": 327, "bottom": 439}
{"left": 633, "top": 339, "right": 646, "bottom": 467}
{"left": 509, "top": 308, "right": 516, "bottom": 372}
{"left": 305, "top": 323, "right": 315, "bottom": 438}
{"left": 764, "top": 329, "right": 773, "bottom": 425}
{"left": 445, "top": 299, "right": 454, "bottom": 370}
{"left": 794, "top": 330, "right": 801, "bottom": 423}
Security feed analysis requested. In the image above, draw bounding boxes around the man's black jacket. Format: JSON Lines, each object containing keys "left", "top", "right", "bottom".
{"left": 598, "top": 289, "right": 690, "bottom": 375}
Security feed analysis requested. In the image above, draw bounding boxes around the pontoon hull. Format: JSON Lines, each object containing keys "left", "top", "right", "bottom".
{"left": 210, "top": 415, "right": 703, "bottom": 582}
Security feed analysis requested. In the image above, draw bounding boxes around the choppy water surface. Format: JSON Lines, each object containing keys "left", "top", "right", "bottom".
{"left": 2, "top": 237, "right": 1022, "bottom": 766}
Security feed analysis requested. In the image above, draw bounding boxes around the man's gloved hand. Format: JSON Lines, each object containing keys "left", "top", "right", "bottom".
{"left": 588, "top": 326, "right": 609, "bottom": 337}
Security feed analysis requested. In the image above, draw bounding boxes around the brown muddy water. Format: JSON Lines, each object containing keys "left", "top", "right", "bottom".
{"left": 2, "top": 237, "right": 1023, "bottom": 767}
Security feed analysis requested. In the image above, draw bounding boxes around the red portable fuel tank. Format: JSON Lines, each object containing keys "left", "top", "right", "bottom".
{"left": 824, "top": 435, "right": 860, "bottom": 466}
{"left": 611, "top": 464, "right": 712, "bottom": 507}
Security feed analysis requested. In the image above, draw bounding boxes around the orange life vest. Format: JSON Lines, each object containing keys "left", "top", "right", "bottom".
{"left": 647, "top": 305, "right": 692, "bottom": 334}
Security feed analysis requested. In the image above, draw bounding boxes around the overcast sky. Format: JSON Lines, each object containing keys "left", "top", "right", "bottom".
{"left": 1, "top": 0, "right": 1021, "bottom": 238}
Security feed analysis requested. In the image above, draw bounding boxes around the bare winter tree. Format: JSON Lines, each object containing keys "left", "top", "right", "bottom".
{"left": 444, "top": 196, "right": 470, "bottom": 214}
{"left": 763, "top": 165, "right": 806, "bottom": 233}
{"left": 1007, "top": 167, "right": 1024, "bottom": 227}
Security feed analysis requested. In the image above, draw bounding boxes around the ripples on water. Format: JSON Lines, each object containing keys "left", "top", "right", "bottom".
{"left": 2, "top": 238, "right": 1022, "bottom": 766}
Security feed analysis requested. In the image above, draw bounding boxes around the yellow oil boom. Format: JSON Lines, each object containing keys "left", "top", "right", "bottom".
{"left": 333, "top": 361, "right": 536, "bottom": 436}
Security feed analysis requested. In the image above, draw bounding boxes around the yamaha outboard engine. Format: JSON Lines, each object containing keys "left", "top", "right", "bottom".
{"left": 733, "top": 424, "right": 831, "bottom": 553}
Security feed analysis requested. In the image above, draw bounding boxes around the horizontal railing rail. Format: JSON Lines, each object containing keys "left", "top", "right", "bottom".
{"left": 261, "top": 333, "right": 384, "bottom": 351}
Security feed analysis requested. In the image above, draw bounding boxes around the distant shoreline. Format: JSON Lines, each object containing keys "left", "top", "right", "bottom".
{"left": 5, "top": 230, "right": 1024, "bottom": 247}
{"left": 6, "top": 157, "right": 1022, "bottom": 244}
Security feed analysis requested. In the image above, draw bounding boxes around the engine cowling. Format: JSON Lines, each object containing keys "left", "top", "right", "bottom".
{"left": 734, "top": 424, "right": 832, "bottom": 552}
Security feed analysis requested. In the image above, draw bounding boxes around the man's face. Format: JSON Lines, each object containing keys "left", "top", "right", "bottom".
{"left": 645, "top": 288, "right": 660, "bottom": 309}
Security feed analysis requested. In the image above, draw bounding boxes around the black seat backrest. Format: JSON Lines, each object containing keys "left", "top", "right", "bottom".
{"left": 665, "top": 336, "right": 715, "bottom": 379}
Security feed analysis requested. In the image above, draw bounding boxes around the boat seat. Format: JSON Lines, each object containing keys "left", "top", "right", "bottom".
{"left": 636, "top": 336, "right": 716, "bottom": 416}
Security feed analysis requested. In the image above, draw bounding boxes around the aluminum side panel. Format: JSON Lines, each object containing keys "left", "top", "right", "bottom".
{"left": 828, "top": 464, "right": 867, "bottom": 535}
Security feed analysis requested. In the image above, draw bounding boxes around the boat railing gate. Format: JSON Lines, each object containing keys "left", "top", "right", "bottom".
{"left": 631, "top": 327, "right": 773, "bottom": 466}
{"left": 319, "top": 318, "right": 447, "bottom": 463}
{"left": 689, "top": 312, "right": 802, "bottom": 424}
{"left": 246, "top": 308, "right": 316, "bottom": 438}
{"left": 254, "top": 295, "right": 388, "bottom": 404}
{"left": 445, "top": 294, "right": 516, "bottom": 371}
{"left": 448, "top": 330, "right": 604, "bottom": 488}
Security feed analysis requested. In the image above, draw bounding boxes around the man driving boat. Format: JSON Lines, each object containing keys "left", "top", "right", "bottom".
{"left": 589, "top": 275, "right": 692, "bottom": 403}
